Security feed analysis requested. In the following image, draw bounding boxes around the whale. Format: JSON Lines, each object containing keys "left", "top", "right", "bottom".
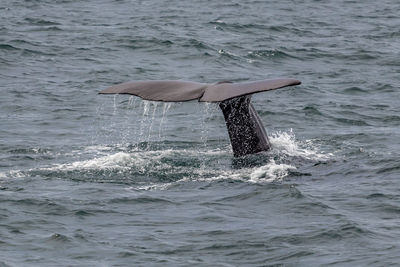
{"left": 99, "top": 78, "right": 301, "bottom": 157}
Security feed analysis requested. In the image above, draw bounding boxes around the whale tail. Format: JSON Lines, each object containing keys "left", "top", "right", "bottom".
{"left": 99, "top": 79, "right": 301, "bottom": 157}
{"left": 219, "top": 95, "right": 271, "bottom": 157}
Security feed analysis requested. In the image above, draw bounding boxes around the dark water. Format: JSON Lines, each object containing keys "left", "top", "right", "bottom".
{"left": 1, "top": 0, "right": 399, "bottom": 265}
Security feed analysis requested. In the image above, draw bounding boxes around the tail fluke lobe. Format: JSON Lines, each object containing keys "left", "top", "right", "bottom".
{"left": 199, "top": 79, "right": 301, "bottom": 102}
{"left": 99, "top": 80, "right": 207, "bottom": 102}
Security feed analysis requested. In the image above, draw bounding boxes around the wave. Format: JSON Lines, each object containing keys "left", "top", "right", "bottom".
{"left": 0, "top": 44, "right": 19, "bottom": 51}
{"left": 247, "top": 49, "right": 297, "bottom": 60}
{"left": 24, "top": 17, "right": 61, "bottom": 26}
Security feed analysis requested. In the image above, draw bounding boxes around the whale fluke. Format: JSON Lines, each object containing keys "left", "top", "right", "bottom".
{"left": 99, "top": 78, "right": 301, "bottom": 157}
{"left": 99, "top": 79, "right": 300, "bottom": 102}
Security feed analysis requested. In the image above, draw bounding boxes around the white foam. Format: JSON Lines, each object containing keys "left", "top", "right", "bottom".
{"left": 44, "top": 152, "right": 135, "bottom": 171}
{"left": 249, "top": 159, "right": 296, "bottom": 183}
{"left": 134, "top": 182, "right": 174, "bottom": 191}
{"left": 189, "top": 159, "right": 295, "bottom": 185}
{"left": 0, "top": 170, "right": 25, "bottom": 179}
{"left": 269, "top": 129, "right": 332, "bottom": 160}
{"left": 40, "top": 148, "right": 224, "bottom": 173}
{"left": 4, "top": 130, "right": 331, "bottom": 189}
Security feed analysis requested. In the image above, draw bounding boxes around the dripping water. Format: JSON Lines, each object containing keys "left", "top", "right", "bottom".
{"left": 158, "top": 103, "right": 172, "bottom": 139}
{"left": 121, "top": 96, "right": 138, "bottom": 144}
{"left": 199, "top": 102, "right": 219, "bottom": 168}
{"left": 146, "top": 102, "right": 158, "bottom": 144}
{"left": 138, "top": 100, "right": 150, "bottom": 145}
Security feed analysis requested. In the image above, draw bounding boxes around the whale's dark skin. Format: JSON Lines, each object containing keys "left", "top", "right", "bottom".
{"left": 99, "top": 79, "right": 301, "bottom": 157}
{"left": 219, "top": 95, "right": 270, "bottom": 157}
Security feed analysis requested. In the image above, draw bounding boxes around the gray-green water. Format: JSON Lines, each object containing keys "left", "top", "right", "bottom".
{"left": 1, "top": 0, "right": 399, "bottom": 266}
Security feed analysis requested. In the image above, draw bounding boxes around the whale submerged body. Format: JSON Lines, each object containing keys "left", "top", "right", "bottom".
{"left": 99, "top": 79, "right": 301, "bottom": 157}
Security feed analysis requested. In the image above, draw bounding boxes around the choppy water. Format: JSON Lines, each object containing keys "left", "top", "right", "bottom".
{"left": 1, "top": 0, "right": 400, "bottom": 265}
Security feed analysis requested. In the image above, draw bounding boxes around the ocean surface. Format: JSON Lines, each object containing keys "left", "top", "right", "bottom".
{"left": 1, "top": 0, "right": 399, "bottom": 266}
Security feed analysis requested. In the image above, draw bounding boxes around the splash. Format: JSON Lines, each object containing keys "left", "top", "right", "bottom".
{"left": 0, "top": 170, "right": 25, "bottom": 180}
{"left": 269, "top": 129, "right": 332, "bottom": 160}
{"left": 45, "top": 152, "right": 135, "bottom": 172}
{"left": 38, "top": 128, "right": 322, "bottom": 185}
{"left": 4, "top": 128, "right": 331, "bottom": 189}
{"left": 249, "top": 159, "right": 296, "bottom": 183}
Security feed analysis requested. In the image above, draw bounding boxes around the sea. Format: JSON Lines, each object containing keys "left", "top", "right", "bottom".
{"left": 1, "top": 0, "right": 399, "bottom": 266}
